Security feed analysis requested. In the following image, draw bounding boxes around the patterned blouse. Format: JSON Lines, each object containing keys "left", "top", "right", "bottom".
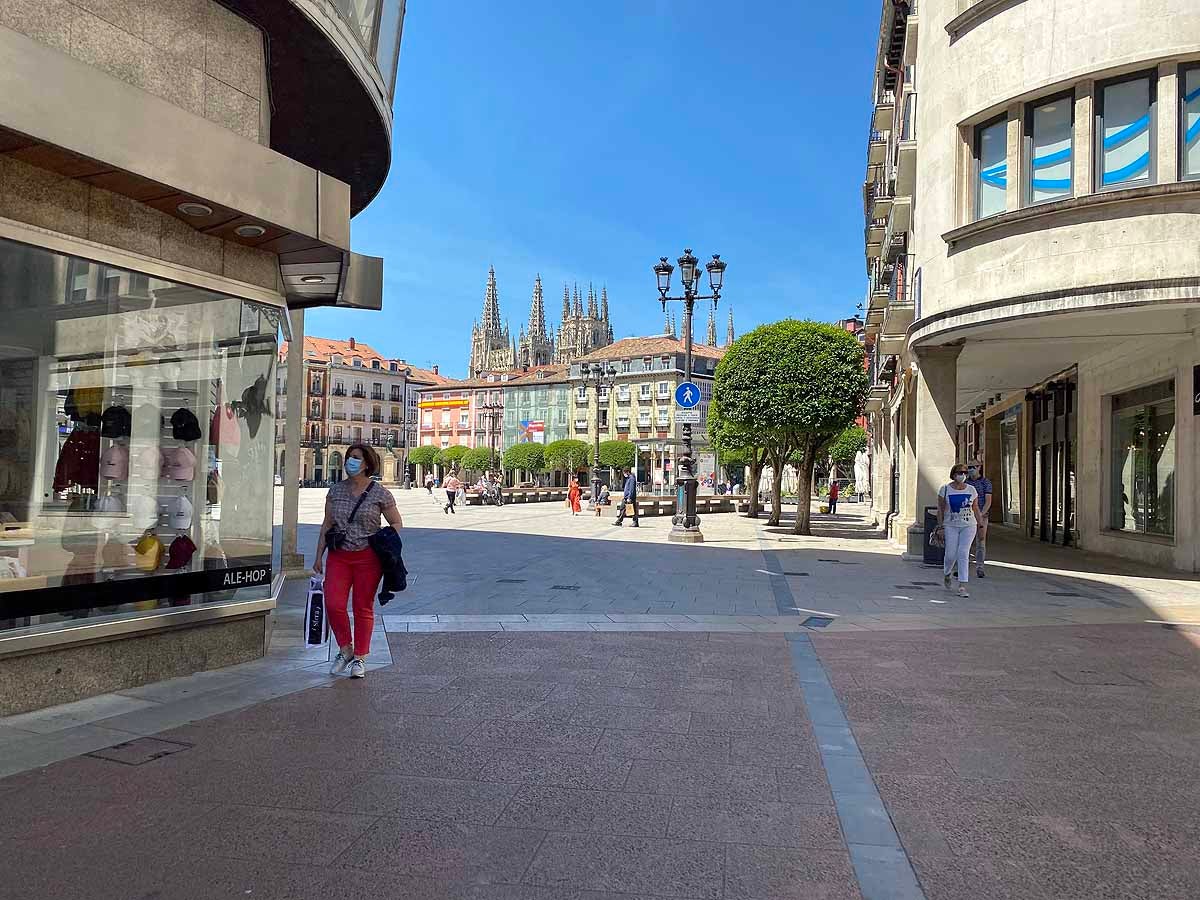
{"left": 326, "top": 480, "right": 396, "bottom": 551}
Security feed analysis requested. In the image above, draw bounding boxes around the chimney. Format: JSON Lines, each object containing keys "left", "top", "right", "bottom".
{"left": 432, "top": 365, "right": 439, "bottom": 375}
{"left": 349, "top": 337, "right": 356, "bottom": 349}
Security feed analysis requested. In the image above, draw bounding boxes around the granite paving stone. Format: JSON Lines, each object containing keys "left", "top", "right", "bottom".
{"left": 496, "top": 784, "right": 673, "bottom": 836}
{"left": 340, "top": 772, "right": 519, "bottom": 822}
{"left": 192, "top": 804, "right": 377, "bottom": 865}
{"left": 624, "top": 758, "right": 781, "bottom": 802}
{"left": 668, "top": 795, "right": 845, "bottom": 848}
{"left": 724, "top": 844, "right": 862, "bottom": 900}
{"left": 473, "top": 748, "right": 634, "bottom": 791}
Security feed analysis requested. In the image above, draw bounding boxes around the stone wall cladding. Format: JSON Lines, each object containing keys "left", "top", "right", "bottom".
{"left": 0, "top": 156, "right": 282, "bottom": 290}
{"left": 0, "top": 615, "right": 266, "bottom": 717}
{"left": 0, "top": 0, "right": 266, "bottom": 144}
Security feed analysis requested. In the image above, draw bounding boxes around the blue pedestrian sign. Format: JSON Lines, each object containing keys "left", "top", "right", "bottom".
{"left": 675, "top": 381, "right": 701, "bottom": 409}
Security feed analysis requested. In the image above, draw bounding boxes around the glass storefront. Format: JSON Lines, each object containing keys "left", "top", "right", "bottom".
{"left": 999, "top": 406, "right": 1022, "bottom": 526}
{"left": 1110, "top": 380, "right": 1176, "bottom": 537}
{"left": 0, "top": 237, "right": 280, "bottom": 634}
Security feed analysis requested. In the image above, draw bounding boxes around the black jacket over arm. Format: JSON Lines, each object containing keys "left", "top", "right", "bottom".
{"left": 368, "top": 526, "right": 408, "bottom": 604}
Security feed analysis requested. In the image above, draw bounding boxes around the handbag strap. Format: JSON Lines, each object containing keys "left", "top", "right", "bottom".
{"left": 340, "top": 481, "right": 374, "bottom": 528}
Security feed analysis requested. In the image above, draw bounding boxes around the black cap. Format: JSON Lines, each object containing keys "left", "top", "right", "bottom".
{"left": 100, "top": 405, "right": 132, "bottom": 439}
{"left": 170, "top": 408, "right": 202, "bottom": 441}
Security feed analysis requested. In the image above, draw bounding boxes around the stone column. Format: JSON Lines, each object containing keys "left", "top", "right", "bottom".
{"left": 1157, "top": 63, "right": 1179, "bottom": 184}
{"left": 906, "top": 345, "right": 962, "bottom": 557}
{"left": 280, "top": 307, "right": 307, "bottom": 578}
{"left": 1073, "top": 81, "right": 1094, "bottom": 195}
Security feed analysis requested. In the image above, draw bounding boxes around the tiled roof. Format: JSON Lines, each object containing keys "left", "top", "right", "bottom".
{"left": 576, "top": 335, "right": 727, "bottom": 363}
{"left": 280, "top": 335, "right": 452, "bottom": 384}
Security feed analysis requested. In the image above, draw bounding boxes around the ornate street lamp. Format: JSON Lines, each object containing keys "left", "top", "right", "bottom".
{"left": 579, "top": 360, "right": 618, "bottom": 510}
{"left": 653, "top": 249, "right": 727, "bottom": 543}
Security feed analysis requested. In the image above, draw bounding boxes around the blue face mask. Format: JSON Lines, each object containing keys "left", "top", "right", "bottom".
{"left": 345, "top": 458, "right": 364, "bottom": 476}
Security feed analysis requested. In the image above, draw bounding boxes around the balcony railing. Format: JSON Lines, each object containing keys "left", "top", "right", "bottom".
{"left": 370, "top": 391, "right": 384, "bottom": 401}
{"left": 574, "top": 419, "right": 588, "bottom": 430}
{"left": 350, "top": 413, "right": 366, "bottom": 422}
{"left": 389, "top": 416, "right": 401, "bottom": 424}
{"left": 370, "top": 414, "right": 384, "bottom": 423}
{"left": 332, "top": 387, "right": 347, "bottom": 396}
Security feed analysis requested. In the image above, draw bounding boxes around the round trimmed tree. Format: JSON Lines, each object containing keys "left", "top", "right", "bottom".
{"left": 502, "top": 443, "right": 545, "bottom": 481}
{"left": 461, "top": 447, "right": 494, "bottom": 477}
{"left": 597, "top": 440, "right": 636, "bottom": 471}
{"left": 544, "top": 439, "right": 590, "bottom": 474}
{"left": 408, "top": 445, "right": 438, "bottom": 475}
{"left": 435, "top": 444, "right": 469, "bottom": 473}
{"left": 712, "top": 320, "right": 867, "bottom": 534}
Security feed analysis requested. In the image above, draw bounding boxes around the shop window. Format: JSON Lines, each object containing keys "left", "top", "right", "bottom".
{"left": 973, "top": 115, "right": 1008, "bottom": 220}
{"left": 1182, "top": 64, "right": 1200, "bottom": 180}
{"left": 1025, "top": 92, "right": 1073, "bottom": 204}
{"left": 0, "top": 237, "right": 277, "bottom": 631}
{"left": 1109, "top": 380, "right": 1175, "bottom": 537}
{"left": 1097, "top": 72, "right": 1155, "bottom": 190}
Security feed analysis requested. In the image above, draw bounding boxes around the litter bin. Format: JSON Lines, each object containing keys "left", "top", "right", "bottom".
{"left": 922, "top": 506, "right": 945, "bottom": 566}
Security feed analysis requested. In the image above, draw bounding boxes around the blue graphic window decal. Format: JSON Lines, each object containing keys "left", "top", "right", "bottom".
{"left": 1100, "top": 76, "right": 1152, "bottom": 188}
{"left": 975, "top": 117, "right": 1007, "bottom": 219}
{"left": 1184, "top": 68, "right": 1200, "bottom": 179}
{"left": 1028, "top": 96, "right": 1073, "bottom": 202}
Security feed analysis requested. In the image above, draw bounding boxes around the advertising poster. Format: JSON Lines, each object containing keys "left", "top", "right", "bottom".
{"left": 519, "top": 420, "right": 545, "bottom": 443}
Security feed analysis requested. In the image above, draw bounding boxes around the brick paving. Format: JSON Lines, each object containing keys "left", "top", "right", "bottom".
{"left": 0, "top": 630, "right": 863, "bottom": 900}
{"left": 815, "top": 623, "right": 1200, "bottom": 900}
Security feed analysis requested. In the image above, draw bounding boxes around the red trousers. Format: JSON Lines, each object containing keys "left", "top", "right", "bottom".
{"left": 324, "top": 547, "right": 381, "bottom": 658}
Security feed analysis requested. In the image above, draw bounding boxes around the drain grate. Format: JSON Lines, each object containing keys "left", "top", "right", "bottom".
{"left": 897, "top": 585, "right": 924, "bottom": 590}
{"left": 802, "top": 616, "right": 835, "bottom": 628}
{"left": 550, "top": 584, "right": 581, "bottom": 591}
{"left": 497, "top": 579, "right": 527, "bottom": 584}
{"left": 783, "top": 571, "right": 809, "bottom": 576}
{"left": 1046, "top": 591, "right": 1082, "bottom": 597}
{"left": 912, "top": 581, "right": 940, "bottom": 586}
{"left": 87, "top": 737, "right": 191, "bottom": 766}
{"left": 816, "top": 558, "right": 840, "bottom": 563}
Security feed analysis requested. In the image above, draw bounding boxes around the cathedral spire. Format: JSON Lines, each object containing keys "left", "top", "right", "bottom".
{"left": 664, "top": 305, "right": 672, "bottom": 336}
{"left": 528, "top": 275, "right": 546, "bottom": 341}
{"left": 705, "top": 302, "right": 717, "bottom": 346}
{"left": 600, "top": 286, "right": 609, "bottom": 322}
{"left": 482, "top": 265, "right": 501, "bottom": 331}
{"left": 587, "top": 284, "right": 598, "bottom": 318}
{"left": 572, "top": 284, "right": 583, "bottom": 318}
{"left": 726, "top": 306, "right": 735, "bottom": 347}
{"left": 671, "top": 313, "right": 678, "bottom": 340}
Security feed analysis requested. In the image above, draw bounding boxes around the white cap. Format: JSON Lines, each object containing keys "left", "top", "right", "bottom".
{"left": 129, "top": 494, "right": 158, "bottom": 529}
{"left": 157, "top": 495, "right": 193, "bottom": 530}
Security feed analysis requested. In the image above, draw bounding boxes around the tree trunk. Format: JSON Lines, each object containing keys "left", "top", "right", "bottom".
{"left": 746, "top": 457, "right": 762, "bottom": 518}
{"left": 770, "top": 461, "right": 784, "bottom": 526}
{"left": 793, "top": 442, "right": 817, "bottom": 535}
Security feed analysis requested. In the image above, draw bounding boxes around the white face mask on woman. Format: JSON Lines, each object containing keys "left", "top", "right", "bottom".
{"left": 953, "top": 472, "right": 967, "bottom": 484}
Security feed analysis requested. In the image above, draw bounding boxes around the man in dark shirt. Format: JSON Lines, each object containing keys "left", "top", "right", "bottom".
{"left": 613, "top": 466, "right": 639, "bottom": 527}
{"left": 967, "top": 462, "right": 993, "bottom": 577}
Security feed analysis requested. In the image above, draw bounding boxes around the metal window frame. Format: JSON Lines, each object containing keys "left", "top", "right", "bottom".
{"left": 972, "top": 113, "right": 1008, "bottom": 221}
{"left": 1022, "top": 88, "right": 1076, "bottom": 207}
{"left": 1180, "top": 62, "right": 1200, "bottom": 182}
{"left": 1094, "top": 69, "right": 1157, "bottom": 194}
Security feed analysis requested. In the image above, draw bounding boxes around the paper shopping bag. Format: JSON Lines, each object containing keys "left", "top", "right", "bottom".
{"left": 304, "top": 576, "right": 327, "bottom": 647}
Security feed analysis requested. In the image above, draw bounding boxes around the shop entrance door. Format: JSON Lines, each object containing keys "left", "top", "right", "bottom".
{"left": 1030, "top": 375, "right": 1077, "bottom": 546}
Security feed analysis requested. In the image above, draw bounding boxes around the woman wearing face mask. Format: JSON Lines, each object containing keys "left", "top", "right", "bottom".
{"left": 313, "top": 443, "right": 402, "bottom": 679}
{"left": 936, "top": 464, "right": 983, "bottom": 598}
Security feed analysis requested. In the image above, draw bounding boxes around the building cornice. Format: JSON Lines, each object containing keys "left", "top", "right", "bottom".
{"left": 945, "top": 0, "right": 1028, "bottom": 42}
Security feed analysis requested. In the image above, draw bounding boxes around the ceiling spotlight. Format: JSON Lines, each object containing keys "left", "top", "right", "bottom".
{"left": 235, "top": 224, "right": 266, "bottom": 238}
{"left": 177, "top": 201, "right": 213, "bottom": 217}
{"left": 299, "top": 275, "right": 325, "bottom": 284}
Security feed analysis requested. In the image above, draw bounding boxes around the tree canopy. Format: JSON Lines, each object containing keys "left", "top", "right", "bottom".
{"left": 460, "top": 447, "right": 494, "bottom": 474}
{"left": 597, "top": 440, "right": 636, "bottom": 470}
{"left": 408, "top": 446, "right": 438, "bottom": 467}
{"left": 827, "top": 425, "right": 868, "bottom": 466}
{"left": 502, "top": 443, "right": 545, "bottom": 474}
{"left": 712, "top": 319, "right": 867, "bottom": 532}
{"left": 543, "top": 439, "right": 590, "bottom": 472}
{"left": 434, "top": 444, "right": 469, "bottom": 470}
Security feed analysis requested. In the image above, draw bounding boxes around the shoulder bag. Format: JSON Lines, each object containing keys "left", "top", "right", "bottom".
{"left": 325, "top": 482, "right": 373, "bottom": 551}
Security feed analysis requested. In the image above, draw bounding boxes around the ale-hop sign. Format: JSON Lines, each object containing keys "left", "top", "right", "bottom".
{"left": 1193, "top": 365, "right": 1199, "bottom": 417}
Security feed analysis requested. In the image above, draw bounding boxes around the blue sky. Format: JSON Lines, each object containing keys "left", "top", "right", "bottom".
{"left": 304, "top": 1, "right": 880, "bottom": 377}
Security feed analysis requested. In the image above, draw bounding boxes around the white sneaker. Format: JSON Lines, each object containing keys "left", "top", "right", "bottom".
{"left": 349, "top": 658, "right": 366, "bottom": 679}
{"left": 957, "top": 585, "right": 969, "bottom": 598}
{"left": 330, "top": 649, "right": 352, "bottom": 676}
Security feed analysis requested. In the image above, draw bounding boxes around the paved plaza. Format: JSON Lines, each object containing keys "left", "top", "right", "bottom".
{"left": 3, "top": 489, "right": 1200, "bottom": 899}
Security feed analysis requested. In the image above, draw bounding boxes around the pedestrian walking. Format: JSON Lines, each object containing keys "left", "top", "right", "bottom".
{"left": 967, "top": 462, "right": 993, "bottom": 578}
{"left": 827, "top": 479, "right": 840, "bottom": 515}
{"left": 312, "top": 443, "right": 402, "bottom": 680}
{"left": 613, "top": 466, "right": 639, "bottom": 527}
{"left": 443, "top": 470, "right": 463, "bottom": 514}
{"left": 424, "top": 473, "right": 434, "bottom": 494}
{"left": 567, "top": 476, "right": 581, "bottom": 515}
{"left": 935, "top": 464, "right": 982, "bottom": 598}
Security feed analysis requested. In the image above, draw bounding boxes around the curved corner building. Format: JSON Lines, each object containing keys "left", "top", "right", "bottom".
{"left": 0, "top": 1, "right": 404, "bottom": 713}
{"left": 862, "top": 0, "right": 1198, "bottom": 572}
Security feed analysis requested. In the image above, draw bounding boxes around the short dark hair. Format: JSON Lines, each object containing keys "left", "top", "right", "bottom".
{"left": 345, "top": 442, "right": 380, "bottom": 477}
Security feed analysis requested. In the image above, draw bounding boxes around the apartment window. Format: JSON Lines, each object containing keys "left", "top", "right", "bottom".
{"left": 621, "top": 359, "right": 632, "bottom": 372}
{"left": 1182, "top": 64, "right": 1200, "bottom": 180}
{"left": 661, "top": 355, "right": 670, "bottom": 370}
{"left": 352, "top": 427, "right": 362, "bottom": 441}
{"left": 371, "top": 360, "right": 380, "bottom": 369}
{"left": 599, "top": 409, "right": 609, "bottom": 427}
{"left": 353, "top": 358, "right": 362, "bottom": 367}
{"left": 333, "top": 426, "right": 342, "bottom": 440}
{"left": 576, "top": 385, "right": 587, "bottom": 402}
{"left": 656, "top": 410, "right": 669, "bottom": 426}
{"left": 617, "top": 416, "right": 630, "bottom": 429}
{"left": 1097, "top": 72, "right": 1155, "bottom": 190}
{"left": 617, "top": 385, "right": 630, "bottom": 401}
{"left": 1109, "top": 380, "right": 1175, "bottom": 538}
{"left": 638, "top": 410, "right": 651, "bottom": 426}
{"left": 639, "top": 383, "right": 651, "bottom": 400}
{"left": 1025, "top": 92, "right": 1073, "bottom": 205}
{"left": 458, "top": 412, "right": 469, "bottom": 428}
{"left": 642, "top": 356, "right": 652, "bottom": 370}
{"left": 440, "top": 437, "right": 450, "bottom": 449}
{"left": 440, "top": 410, "right": 450, "bottom": 425}
{"left": 657, "top": 381, "right": 670, "bottom": 398}
{"left": 973, "top": 115, "right": 1007, "bottom": 220}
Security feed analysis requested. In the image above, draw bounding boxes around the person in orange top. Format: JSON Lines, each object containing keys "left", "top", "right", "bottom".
{"left": 567, "top": 476, "right": 581, "bottom": 515}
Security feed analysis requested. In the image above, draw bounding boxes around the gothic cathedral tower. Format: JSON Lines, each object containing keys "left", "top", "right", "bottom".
{"left": 468, "top": 266, "right": 518, "bottom": 377}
